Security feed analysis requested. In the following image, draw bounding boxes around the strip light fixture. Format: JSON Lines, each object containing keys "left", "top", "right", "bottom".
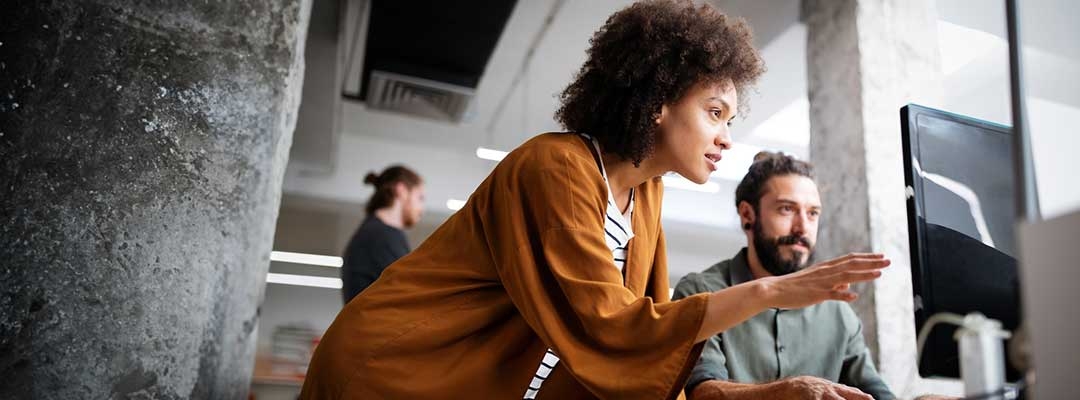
{"left": 447, "top": 199, "right": 467, "bottom": 211}
{"left": 266, "top": 272, "right": 342, "bottom": 289}
{"left": 270, "top": 250, "right": 343, "bottom": 268}
{"left": 476, "top": 147, "right": 508, "bottom": 162}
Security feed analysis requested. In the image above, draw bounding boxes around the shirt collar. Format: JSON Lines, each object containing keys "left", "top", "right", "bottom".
{"left": 730, "top": 247, "right": 755, "bottom": 286}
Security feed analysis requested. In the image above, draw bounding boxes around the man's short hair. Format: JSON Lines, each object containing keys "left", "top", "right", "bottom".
{"left": 734, "top": 151, "right": 814, "bottom": 212}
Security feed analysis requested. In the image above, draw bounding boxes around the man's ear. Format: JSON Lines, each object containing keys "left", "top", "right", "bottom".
{"left": 737, "top": 201, "right": 755, "bottom": 232}
{"left": 393, "top": 182, "right": 408, "bottom": 200}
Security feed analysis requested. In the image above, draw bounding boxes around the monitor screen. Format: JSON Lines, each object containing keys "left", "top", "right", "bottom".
{"left": 901, "top": 104, "right": 1022, "bottom": 380}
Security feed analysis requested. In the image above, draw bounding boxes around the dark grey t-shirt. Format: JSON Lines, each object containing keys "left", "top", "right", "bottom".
{"left": 341, "top": 216, "right": 410, "bottom": 304}
{"left": 673, "top": 248, "right": 896, "bottom": 400}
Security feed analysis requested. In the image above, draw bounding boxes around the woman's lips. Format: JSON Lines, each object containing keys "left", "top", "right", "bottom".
{"left": 705, "top": 153, "right": 722, "bottom": 171}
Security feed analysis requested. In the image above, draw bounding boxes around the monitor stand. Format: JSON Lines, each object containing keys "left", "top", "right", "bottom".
{"left": 956, "top": 313, "right": 1011, "bottom": 398}
{"left": 917, "top": 312, "right": 1012, "bottom": 398}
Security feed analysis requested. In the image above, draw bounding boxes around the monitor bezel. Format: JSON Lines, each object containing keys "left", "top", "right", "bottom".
{"left": 900, "top": 103, "right": 1014, "bottom": 378}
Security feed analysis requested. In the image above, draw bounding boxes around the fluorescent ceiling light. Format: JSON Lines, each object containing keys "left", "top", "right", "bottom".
{"left": 270, "top": 251, "right": 343, "bottom": 267}
{"left": 662, "top": 175, "right": 720, "bottom": 193}
{"left": 476, "top": 147, "right": 508, "bottom": 161}
{"left": 447, "top": 199, "right": 466, "bottom": 211}
{"left": 266, "top": 272, "right": 343, "bottom": 289}
{"left": 710, "top": 142, "right": 764, "bottom": 182}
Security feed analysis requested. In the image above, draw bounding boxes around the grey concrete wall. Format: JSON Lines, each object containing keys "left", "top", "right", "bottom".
{"left": 804, "top": 0, "right": 944, "bottom": 396}
{"left": 0, "top": 0, "right": 311, "bottom": 398}
{"left": 804, "top": 0, "right": 877, "bottom": 353}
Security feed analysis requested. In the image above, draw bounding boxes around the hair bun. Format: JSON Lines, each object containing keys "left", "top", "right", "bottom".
{"left": 752, "top": 151, "right": 778, "bottom": 163}
{"left": 363, "top": 172, "right": 379, "bottom": 185}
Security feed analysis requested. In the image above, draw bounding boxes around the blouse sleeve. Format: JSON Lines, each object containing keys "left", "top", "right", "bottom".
{"left": 482, "top": 144, "right": 710, "bottom": 400}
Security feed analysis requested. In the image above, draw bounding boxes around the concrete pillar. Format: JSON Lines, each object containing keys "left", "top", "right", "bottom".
{"left": 0, "top": 1, "right": 311, "bottom": 398}
{"left": 804, "top": 0, "right": 943, "bottom": 396}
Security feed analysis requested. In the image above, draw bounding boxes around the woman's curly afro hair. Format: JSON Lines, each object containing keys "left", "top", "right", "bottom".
{"left": 555, "top": 0, "right": 765, "bottom": 166}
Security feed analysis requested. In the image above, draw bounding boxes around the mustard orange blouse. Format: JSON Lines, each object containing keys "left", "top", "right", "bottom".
{"left": 300, "top": 133, "right": 710, "bottom": 399}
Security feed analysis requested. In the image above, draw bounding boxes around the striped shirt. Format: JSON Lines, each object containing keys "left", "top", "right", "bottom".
{"left": 524, "top": 135, "right": 634, "bottom": 399}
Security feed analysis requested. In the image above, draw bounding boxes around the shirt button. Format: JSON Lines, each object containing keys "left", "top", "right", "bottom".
{"left": 778, "top": 345, "right": 786, "bottom": 353}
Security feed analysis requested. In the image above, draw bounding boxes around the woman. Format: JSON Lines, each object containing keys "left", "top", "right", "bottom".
{"left": 301, "top": 1, "right": 889, "bottom": 399}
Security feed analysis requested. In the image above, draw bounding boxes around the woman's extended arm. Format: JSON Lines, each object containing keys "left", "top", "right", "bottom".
{"left": 695, "top": 253, "right": 889, "bottom": 342}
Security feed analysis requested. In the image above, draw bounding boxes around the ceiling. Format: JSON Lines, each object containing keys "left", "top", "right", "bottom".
{"left": 280, "top": 0, "right": 1076, "bottom": 279}
{"left": 287, "top": 0, "right": 808, "bottom": 218}
{"left": 281, "top": 0, "right": 811, "bottom": 278}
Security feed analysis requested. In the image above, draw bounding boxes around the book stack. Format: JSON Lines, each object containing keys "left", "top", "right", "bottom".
{"left": 270, "top": 324, "right": 319, "bottom": 378}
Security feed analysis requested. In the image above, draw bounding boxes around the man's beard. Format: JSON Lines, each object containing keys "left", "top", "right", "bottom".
{"left": 402, "top": 203, "right": 420, "bottom": 228}
{"left": 403, "top": 207, "right": 417, "bottom": 228}
{"left": 752, "top": 220, "right": 814, "bottom": 276}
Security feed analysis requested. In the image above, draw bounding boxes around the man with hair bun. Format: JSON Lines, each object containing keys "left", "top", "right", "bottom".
{"left": 340, "top": 165, "right": 424, "bottom": 304}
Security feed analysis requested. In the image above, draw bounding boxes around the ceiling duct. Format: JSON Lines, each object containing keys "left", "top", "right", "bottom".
{"left": 343, "top": 0, "right": 518, "bottom": 123}
{"left": 366, "top": 70, "right": 476, "bottom": 123}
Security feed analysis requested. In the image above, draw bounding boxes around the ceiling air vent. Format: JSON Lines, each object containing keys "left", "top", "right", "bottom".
{"left": 365, "top": 70, "right": 476, "bottom": 123}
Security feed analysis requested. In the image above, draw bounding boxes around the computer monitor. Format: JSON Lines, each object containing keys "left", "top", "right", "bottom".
{"left": 900, "top": 104, "right": 1023, "bottom": 380}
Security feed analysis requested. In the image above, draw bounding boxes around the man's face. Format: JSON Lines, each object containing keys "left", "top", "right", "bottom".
{"left": 401, "top": 184, "right": 425, "bottom": 229}
{"left": 746, "top": 174, "right": 821, "bottom": 276}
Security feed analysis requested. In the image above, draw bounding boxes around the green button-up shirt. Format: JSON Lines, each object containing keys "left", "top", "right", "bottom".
{"left": 673, "top": 248, "right": 896, "bottom": 400}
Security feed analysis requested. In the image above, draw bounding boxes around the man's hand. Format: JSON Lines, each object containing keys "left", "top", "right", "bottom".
{"left": 779, "top": 376, "right": 872, "bottom": 400}
{"left": 689, "top": 376, "right": 872, "bottom": 400}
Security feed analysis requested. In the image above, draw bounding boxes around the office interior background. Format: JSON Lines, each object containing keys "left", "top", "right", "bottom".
{"left": 1, "top": 0, "right": 1076, "bottom": 399}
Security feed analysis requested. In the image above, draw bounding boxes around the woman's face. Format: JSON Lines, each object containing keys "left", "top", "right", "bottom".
{"left": 653, "top": 79, "right": 737, "bottom": 184}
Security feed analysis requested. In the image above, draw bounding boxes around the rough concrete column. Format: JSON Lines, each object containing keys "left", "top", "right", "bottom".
{"left": 0, "top": 1, "right": 311, "bottom": 398}
{"left": 804, "top": 0, "right": 943, "bottom": 396}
